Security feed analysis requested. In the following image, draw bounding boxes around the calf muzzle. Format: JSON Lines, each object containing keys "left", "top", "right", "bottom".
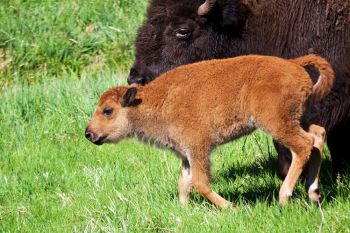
{"left": 85, "top": 128, "right": 105, "bottom": 145}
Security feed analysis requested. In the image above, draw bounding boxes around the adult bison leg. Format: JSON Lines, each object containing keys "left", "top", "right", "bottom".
{"left": 327, "top": 119, "right": 350, "bottom": 176}
{"left": 274, "top": 140, "right": 292, "bottom": 179}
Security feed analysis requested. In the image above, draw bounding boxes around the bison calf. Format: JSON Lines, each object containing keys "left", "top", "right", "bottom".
{"left": 86, "top": 54, "right": 334, "bottom": 209}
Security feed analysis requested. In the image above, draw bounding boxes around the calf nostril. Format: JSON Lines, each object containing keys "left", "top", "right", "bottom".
{"left": 85, "top": 129, "right": 92, "bottom": 140}
{"left": 85, "top": 132, "right": 91, "bottom": 140}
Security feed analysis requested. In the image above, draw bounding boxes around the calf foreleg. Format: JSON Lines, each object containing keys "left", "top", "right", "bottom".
{"left": 178, "top": 159, "right": 192, "bottom": 206}
{"left": 190, "top": 151, "right": 238, "bottom": 211}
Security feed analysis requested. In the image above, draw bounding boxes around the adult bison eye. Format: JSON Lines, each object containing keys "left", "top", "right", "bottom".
{"left": 175, "top": 28, "right": 192, "bottom": 39}
{"left": 102, "top": 108, "right": 113, "bottom": 116}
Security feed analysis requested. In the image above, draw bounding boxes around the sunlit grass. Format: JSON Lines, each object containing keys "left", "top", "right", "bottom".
{"left": 0, "top": 76, "right": 349, "bottom": 232}
{"left": 0, "top": 1, "right": 349, "bottom": 231}
{"left": 0, "top": 0, "right": 148, "bottom": 86}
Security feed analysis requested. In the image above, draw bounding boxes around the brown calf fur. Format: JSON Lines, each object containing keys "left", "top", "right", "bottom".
{"left": 86, "top": 54, "right": 334, "bottom": 209}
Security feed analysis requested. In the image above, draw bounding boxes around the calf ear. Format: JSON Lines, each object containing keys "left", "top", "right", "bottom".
{"left": 121, "top": 87, "right": 138, "bottom": 107}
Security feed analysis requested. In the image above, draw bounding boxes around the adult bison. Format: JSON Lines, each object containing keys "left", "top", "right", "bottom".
{"left": 128, "top": 0, "right": 350, "bottom": 177}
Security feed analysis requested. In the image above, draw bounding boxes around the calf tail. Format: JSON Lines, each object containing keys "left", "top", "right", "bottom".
{"left": 290, "top": 54, "right": 335, "bottom": 102}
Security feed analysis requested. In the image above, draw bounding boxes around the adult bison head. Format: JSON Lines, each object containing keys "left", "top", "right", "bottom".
{"left": 128, "top": 0, "right": 249, "bottom": 85}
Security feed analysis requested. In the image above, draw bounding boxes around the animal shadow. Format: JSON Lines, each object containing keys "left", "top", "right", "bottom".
{"left": 214, "top": 154, "right": 339, "bottom": 205}
{"left": 214, "top": 155, "right": 280, "bottom": 204}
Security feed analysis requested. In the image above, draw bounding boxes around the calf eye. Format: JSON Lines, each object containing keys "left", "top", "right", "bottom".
{"left": 175, "top": 28, "right": 191, "bottom": 39}
{"left": 102, "top": 108, "right": 113, "bottom": 116}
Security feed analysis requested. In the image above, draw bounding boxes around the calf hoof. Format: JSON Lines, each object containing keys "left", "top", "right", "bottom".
{"left": 226, "top": 203, "right": 239, "bottom": 212}
{"left": 219, "top": 201, "right": 239, "bottom": 212}
{"left": 308, "top": 189, "right": 321, "bottom": 203}
{"left": 279, "top": 198, "right": 289, "bottom": 206}
{"left": 279, "top": 192, "right": 291, "bottom": 206}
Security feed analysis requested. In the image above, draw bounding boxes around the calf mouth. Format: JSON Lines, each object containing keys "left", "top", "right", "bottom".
{"left": 92, "top": 136, "right": 106, "bottom": 145}
{"left": 85, "top": 129, "right": 107, "bottom": 145}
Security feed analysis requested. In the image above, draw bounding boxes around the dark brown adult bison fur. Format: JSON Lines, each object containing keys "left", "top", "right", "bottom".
{"left": 128, "top": 0, "right": 350, "bottom": 177}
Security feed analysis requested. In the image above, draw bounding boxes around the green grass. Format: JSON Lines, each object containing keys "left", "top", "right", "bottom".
{"left": 0, "top": 76, "right": 349, "bottom": 232}
{"left": 0, "top": 1, "right": 349, "bottom": 232}
{"left": 0, "top": 0, "right": 148, "bottom": 86}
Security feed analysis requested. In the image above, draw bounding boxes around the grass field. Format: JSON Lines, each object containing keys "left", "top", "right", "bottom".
{"left": 0, "top": 0, "right": 349, "bottom": 232}
{"left": 0, "top": 75, "right": 349, "bottom": 232}
{"left": 0, "top": 0, "right": 148, "bottom": 86}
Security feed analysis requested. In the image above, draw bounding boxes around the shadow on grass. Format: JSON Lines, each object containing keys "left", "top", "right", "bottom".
{"left": 214, "top": 155, "right": 279, "bottom": 204}
{"left": 213, "top": 155, "right": 340, "bottom": 205}
{"left": 165, "top": 153, "right": 348, "bottom": 207}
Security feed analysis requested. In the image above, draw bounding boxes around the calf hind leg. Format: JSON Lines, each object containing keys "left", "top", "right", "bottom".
{"left": 272, "top": 127, "right": 314, "bottom": 205}
{"left": 305, "top": 124, "right": 326, "bottom": 202}
{"left": 274, "top": 125, "right": 325, "bottom": 202}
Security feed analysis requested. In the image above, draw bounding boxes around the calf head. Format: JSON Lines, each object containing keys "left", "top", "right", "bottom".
{"left": 85, "top": 87, "right": 138, "bottom": 145}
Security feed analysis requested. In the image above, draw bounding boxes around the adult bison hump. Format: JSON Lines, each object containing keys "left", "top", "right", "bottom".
{"left": 129, "top": 0, "right": 350, "bottom": 175}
